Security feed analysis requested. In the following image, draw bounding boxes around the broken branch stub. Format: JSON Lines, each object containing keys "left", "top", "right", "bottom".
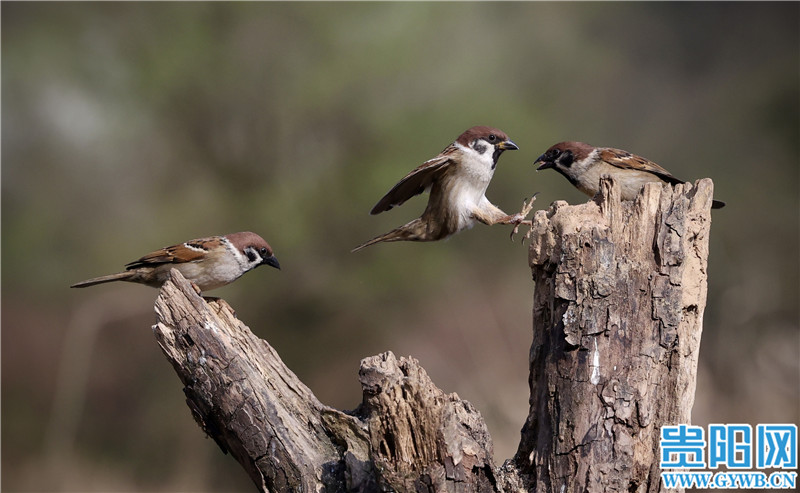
{"left": 152, "top": 270, "right": 503, "bottom": 492}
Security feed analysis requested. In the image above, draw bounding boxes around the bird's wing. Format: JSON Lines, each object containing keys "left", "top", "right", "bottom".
{"left": 598, "top": 147, "right": 684, "bottom": 185}
{"left": 124, "top": 238, "right": 212, "bottom": 269}
{"left": 370, "top": 147, "right": 457, "bottom": 215}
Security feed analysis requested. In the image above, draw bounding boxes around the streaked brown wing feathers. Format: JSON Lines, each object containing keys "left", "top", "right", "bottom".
{"left": 598, "top": 147, "right": 683, "bottom": 184}
{"left": 124, "top": 241, "right": 208, "bottom": 269}
{"left": 370, "top": 152, "right": 455, "bottom": 215}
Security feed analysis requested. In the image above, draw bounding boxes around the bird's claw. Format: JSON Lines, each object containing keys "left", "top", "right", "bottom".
{"left": 509, "top": 193, "right": 538, "bottom": 242}
{"left": 510, "top": 219, "right": 533, "bottom": 241}
{"left": 521, "top": 193, "right": 538, "bottom": 217}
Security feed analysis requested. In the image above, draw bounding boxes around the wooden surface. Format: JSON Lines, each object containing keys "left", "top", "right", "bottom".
{"left": 153, "top": 273, "right": 502, "bottom": 492}
{"left": 511, "top": 178, "right": 714, "bottom": 492}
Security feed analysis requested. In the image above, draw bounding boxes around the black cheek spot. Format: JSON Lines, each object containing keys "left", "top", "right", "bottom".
{"left": 559, "top": 150, "right": 574, "bottom": 168}
{"left": 245, "top": 249, "right": 258, "bottom": 262}
{"left": 473, "top": 142, "right": 487, "bottom": 154}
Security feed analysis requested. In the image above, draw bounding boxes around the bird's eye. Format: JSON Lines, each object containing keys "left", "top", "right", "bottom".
{"left": 488, "top": 134, "right": 497, "bottom": 142}
{"left": 260, "top": 247, "right": 268, "bottom": 255}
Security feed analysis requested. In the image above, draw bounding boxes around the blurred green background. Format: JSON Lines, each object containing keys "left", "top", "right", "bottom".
{"left": 3, "top": 2, "right": 798, "bottom": 492}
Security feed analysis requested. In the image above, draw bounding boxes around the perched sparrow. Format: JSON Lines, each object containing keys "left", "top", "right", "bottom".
{"left": 71, "top": 232, "right": 280, "bottom": 292}
{"left": 534, "top": 142, "right": 725, "bottom": 209}
{"left": 352, "top": 126, "right": 535, "bottom": 252}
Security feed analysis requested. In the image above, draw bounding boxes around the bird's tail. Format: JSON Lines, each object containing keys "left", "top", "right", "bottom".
{"left": 351, "top": 220, "right": 426, "bottom": 253}
{"left": 70, "top": 271, "right": 134, "bottom": 288}
{"left": 711, "top": 199, "right": 725, "bottom": 209}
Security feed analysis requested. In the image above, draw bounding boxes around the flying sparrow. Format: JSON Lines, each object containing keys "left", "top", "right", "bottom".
{"left": 534, "top": 141, "right": 725, "bottom": 209}
{"left": 71, "top": 232, "right": 280, "bottom": 292}
{"left": 352, "top": 126, "right": 535, "bottom": 252}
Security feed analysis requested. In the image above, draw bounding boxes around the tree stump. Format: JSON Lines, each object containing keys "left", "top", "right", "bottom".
{"left": 151, "top": 177, "right": 716, "bottom": 492}
{"left": 510, "top": 177, "right": 715, "bottom": 492}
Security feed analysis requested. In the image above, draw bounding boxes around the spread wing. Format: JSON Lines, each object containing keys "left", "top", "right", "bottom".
{"left": 598, "top": 147, "right": 684, "bottom": 185}
{"left": 124, "top": 238, "right": 212, "bottom": 270}
{"left": 369, "top": 147, "right": 457, "bottom": 215}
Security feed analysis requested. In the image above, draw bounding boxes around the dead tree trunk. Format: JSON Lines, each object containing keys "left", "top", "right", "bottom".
{"left": 151, "top": 177, "right": 715, "bottom": 492}
{"left": 153, "top": 274, "right": 500, "bottom": 492}
{"left": 509, "top": 178, "right": 715, "bottom": 492}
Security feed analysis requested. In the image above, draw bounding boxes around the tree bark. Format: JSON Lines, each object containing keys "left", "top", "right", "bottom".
{"left": 153, "top": 274, "right": 501, "bottom": 492}
{"left": 151, "top": 177, "right": 715, "bottom": 492}
{"left": 510, "top": 177, "right": 714, "bottom": 492}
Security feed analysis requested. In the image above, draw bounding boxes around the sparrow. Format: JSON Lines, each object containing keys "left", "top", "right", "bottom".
{"left": 352, "top": 126, "right": 536, "bottom": 252}
{"left": 71, "top": 232, "right": 280, "bottom": 292}
{"left": 534, "top": 141, "right": 725, "bottom": 209}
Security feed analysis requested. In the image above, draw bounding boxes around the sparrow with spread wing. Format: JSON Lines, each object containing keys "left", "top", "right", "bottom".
{"left": 353, "top": 126, "right": 535, "bottom": 252}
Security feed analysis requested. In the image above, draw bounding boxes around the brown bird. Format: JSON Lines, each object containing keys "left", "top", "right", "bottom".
{"left": 71, "top": 232, "right": 280, "bottom": 292}
{"left": 353, "top": 126, "right": 535, "bottom": 252}
{"left": 534, "top": 141, "right": 725, "bottom": 209}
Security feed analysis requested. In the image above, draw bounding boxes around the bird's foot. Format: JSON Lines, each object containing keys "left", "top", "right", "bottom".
{"left": 509, "top": 194, "right": 538, "bottom": 241}
{"left": 510, "top": 220, "right": 534, "bottom": 241}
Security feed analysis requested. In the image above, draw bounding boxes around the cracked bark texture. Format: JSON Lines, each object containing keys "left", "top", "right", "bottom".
{"left": 510, "top": 177, "right": 714, "bottom": 492}
{"left": 153, "top": 270, "right": 501, "bottom": 492}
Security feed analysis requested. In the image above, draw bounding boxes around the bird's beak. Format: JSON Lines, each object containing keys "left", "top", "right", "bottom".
{"left": 498, "top": 139, "right": 519, "bottom": 151}
{"left": 535, "top": 155, "right": 554, "bottom": 170}
{"left": 262, "top": 255, "right": 281, "bottom": 270}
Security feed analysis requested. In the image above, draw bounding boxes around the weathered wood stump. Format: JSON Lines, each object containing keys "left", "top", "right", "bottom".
{"left": 153, "top": 275, "right": 500, "bottom": 492}
{"left": 509, "top": 177, "right": 714, "bottom": 492}
{"left": 152, "top": 177, "right": 716, "bottom": 492}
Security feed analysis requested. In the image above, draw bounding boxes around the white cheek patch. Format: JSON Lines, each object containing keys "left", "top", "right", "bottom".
{"left": 572, "top": 150, "right": 599, "bottom": 174}
{"left": 243, "top": 247, "right": 261, "bottom": 267}
{"left": 470, "top": 140, "right": 488, "bottom": 155}
{"left": 223, "top": 239, "right": 250, "bottom": 270}
{"left": 456, "top": 143, "right": 497, "bottom": 192}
